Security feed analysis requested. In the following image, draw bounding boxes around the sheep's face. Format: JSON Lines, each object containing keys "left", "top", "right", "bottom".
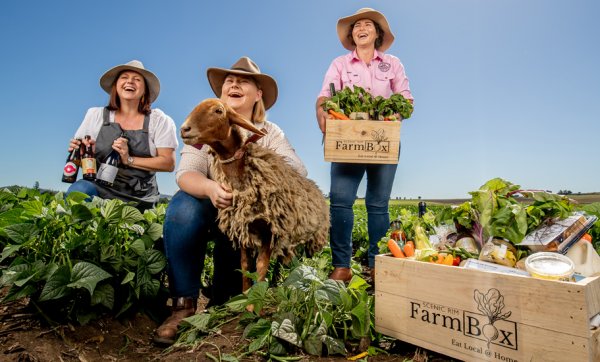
{"left": 180, "top": 98, "right": 230, "bottom": 145}
{"left": 181, "top": 98, "right": 267, "bottom": 146}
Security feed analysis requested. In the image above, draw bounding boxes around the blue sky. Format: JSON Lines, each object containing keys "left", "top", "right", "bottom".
{"left": 1, "top": 0, "right": 598, "bottom": 199}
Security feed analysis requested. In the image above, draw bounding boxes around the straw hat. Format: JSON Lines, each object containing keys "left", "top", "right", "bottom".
{"left": 206, "top": 56, "right": 278, "bottom": 110}
{"left": 336, "top": 8, "right": 395, "bottom": 52}
{"left": 99, "top": 60, "right": 161, "bottom": 103}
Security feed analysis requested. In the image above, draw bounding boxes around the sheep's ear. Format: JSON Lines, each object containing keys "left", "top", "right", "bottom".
{"left": 225, "top": 103, "right": 267, "bottom": 136}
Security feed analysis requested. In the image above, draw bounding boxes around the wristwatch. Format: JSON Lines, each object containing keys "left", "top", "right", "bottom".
{"left": 127, "top": 156, "right": 134, "bottom": 167}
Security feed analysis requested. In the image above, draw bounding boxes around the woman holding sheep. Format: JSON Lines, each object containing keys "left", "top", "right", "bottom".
{"left": 65, "top": 60, "right": 178, "bottom": 211}
{"left": 315, "top": 8, "right": 414, "bottom": 282}
{"left": 154, "top": 57, "right": 307, "bottom": 345}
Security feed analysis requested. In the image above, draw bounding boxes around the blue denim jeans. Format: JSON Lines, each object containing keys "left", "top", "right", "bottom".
{"left": 329, "top": 162, "right": 398, "bottom": 268}
{"left": 66, "top": 180, "right": 99, "bottom": 200}
{"left": 163, "top": 191, "right": 241, "bottom": 305}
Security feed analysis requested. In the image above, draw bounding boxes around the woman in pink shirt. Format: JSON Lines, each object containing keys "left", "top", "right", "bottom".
{"left": 315, "top": 8, "right": 414, "bottom": 282}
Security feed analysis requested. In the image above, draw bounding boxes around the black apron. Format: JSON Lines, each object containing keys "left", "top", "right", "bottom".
{"left": 94, "top": 107, "right": 159, "bottom": 209}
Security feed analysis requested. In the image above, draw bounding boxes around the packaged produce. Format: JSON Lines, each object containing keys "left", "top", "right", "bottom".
{"left": 478, "top": 238, "right": 518, "bottom": 267}
{"left": 455, "top": 236, "right": 480, "bottom": 254}
{"left": 525, "top": 252, "right": 575, "bottom": 281}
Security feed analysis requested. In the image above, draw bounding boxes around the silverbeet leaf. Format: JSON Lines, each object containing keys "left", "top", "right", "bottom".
{"left": 272, "top": 318, "right": 301, "bottom": 347}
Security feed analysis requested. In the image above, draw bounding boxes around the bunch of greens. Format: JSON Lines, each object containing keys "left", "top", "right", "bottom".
{"left": 370, "top": 93, "right": 414, "bottom": 120}
{"left": 322, "top": 86, "right": 413, "bottom": 120}
{"left": 436, "top": 178, "right": 575, "bottom": 246}
{"left": 323, "top": 86, "right": 373, "bottom": 115}
{"left": 0, "top": 187, "right": 167, "bottom": 324}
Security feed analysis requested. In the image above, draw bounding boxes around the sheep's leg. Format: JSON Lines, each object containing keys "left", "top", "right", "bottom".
{"left": 240, "top": 247, "right": 252, "bottom": 292}
{"left": 256, "top": 241, "right": 272, "bottom": 283}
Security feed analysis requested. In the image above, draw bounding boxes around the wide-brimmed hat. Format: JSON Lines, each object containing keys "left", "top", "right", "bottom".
{"left": 336, "top": 8, "right": 395, "bottom": 52}
{"left": 206, "top": 56, "right": 278, "bottom": 110}
{"left": 99, "top": 60, "right": 161, "bottom": 103}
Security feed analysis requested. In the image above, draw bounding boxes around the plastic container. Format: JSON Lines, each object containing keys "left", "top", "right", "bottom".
{"left": 525, "top": 252, "right": 575, "bottom": 281}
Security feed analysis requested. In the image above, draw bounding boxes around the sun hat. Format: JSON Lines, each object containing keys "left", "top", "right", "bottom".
{"left": 336, "top": 8, "right": 395, "bottom": 52}
{"left": 206, "top": 56, "right": 278, "bottom": 110}
{"left": 99, "top": 60, "right": 161, "bottom": 103}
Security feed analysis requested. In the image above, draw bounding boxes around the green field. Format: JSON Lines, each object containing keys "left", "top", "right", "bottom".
{"left": 352, "top": 192, "right": 600, "bottom": 207}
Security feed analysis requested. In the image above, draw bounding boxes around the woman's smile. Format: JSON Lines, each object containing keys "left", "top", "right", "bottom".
{"left": 221, "top": 74, "right": 262, "bottom": 116}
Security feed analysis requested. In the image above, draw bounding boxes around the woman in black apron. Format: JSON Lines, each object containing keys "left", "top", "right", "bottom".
{"left": 65, "top": 60, "right": 178, "bottom": 211}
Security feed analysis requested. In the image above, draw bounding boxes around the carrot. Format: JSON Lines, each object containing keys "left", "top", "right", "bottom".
{"left": 328, "top": 109, "right": 350, "bottom": 120}
{"left": 403, "top": 241, "right": 415, "bottom": 257}
{"left": 582, "top": 233, "right": 593, "bottom": 242}
{"left": 388, "top": 239, "right": 405, "bottom": 258}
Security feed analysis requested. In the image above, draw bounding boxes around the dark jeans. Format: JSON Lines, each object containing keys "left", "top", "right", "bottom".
{"left": 163, "top": 190, "right": 241, "bottom": 306}
{"left": 329, "top": 162, "right": 398, "bottom": 268}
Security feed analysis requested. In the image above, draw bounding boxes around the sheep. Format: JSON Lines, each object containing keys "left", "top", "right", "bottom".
{"left": 180, "top": 98, "right": 329, "bottom": 291}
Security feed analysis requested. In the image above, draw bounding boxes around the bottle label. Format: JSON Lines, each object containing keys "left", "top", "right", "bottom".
{"left": 63, "top": 162, "right": 78, "bottom": 177}
{"left": 97, "top": 163, "right": 118, "bottom": 183}
{"left": 82, "top": 158, "right": 96, "bottom": 174}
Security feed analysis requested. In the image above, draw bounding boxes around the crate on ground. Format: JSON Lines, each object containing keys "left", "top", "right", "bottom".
{"left": 374, "top": 255, "right": 600, "bottom": 362}
{"left": 324, "top": 118, "right": 401, "bottom": 164}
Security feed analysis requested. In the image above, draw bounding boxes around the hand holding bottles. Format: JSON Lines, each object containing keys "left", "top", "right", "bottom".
{"left": 111, "top": 135, "right": 130, "bottom": 164}
{"left": 97, "top": 133, "right": 128, "bottom": 187}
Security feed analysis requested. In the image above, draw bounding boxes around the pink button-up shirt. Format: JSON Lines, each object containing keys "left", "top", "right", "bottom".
{"left": 318, "top": 50, "right": 413, "bottom": 101}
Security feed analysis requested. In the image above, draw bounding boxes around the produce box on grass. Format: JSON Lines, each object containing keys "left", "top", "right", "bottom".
{"left": 374, "top": 255, "right": 600, "bottom": 362}
{"left": 322, "top": 86, "right": 412, "bottom": 164}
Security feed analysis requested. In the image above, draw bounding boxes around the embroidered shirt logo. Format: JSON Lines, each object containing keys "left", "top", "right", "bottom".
{"left": 378, "top": 62, "right": 391, "bottom": 72}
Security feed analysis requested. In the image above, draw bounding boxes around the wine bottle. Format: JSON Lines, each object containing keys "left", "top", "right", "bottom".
{"left": 96, "top": 133, "right": 124, "bottom": 187}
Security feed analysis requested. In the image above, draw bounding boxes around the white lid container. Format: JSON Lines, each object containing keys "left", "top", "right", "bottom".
{"left": 525, "top": 252, "right": 575, "bottom": 281}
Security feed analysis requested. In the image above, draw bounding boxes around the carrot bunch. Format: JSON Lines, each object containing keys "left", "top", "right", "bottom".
{"left": 388, "top": 239, "right": 416, "bottom": 258}
{"left": 328, "top": 109, "right": 350, "bottom": 120}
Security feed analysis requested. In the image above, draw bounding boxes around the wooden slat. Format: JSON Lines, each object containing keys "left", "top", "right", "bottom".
{"left": 375, "top": 255, "right": 600, "bottom": 361}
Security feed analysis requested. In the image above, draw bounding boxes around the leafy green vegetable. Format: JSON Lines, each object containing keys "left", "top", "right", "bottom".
{"left": 438, "top": 178, "right": 575, "bottom": 245}
{"left": 176, "top": 263, "right": 373, "bottom": 357}
{"left": 322, "top": 86, "right": 413, "bottom": 120}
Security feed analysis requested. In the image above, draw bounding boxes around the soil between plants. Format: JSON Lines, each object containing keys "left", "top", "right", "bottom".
{"left": 0, "top": 292, "right": 457, "bottom": 362}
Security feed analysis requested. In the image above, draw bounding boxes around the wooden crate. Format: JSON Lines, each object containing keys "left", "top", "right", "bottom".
{"left": 324, "top": 119, "right": 401, "bottom": 164}
{"left": 375, "top": 255, "right": 600, "bottom": 362}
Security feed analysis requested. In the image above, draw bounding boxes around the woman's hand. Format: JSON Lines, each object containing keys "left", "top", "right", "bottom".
{"left": 112, "top": 137, "right": 130, "bottom": 164}
{"left": 68, "top": 138, "right": 81, "bottom": 152}
{"left": 315, "top": 96, "right": 329, "bottom": 134}
{"left": 69, "top": 137, "right": 95, "bottom": 152}
{"left": 208, "top": 182, "right": 233, "bottom": 209}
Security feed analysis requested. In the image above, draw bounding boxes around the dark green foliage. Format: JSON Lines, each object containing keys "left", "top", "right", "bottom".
{"left": 579, "top": 203, "right": 600, "bottom": 254}
{"left": 0, "top": 187, "right": 167, "bottom": 324}
{"left": 177, "top": 263, "right": 372, "bottom": 358}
